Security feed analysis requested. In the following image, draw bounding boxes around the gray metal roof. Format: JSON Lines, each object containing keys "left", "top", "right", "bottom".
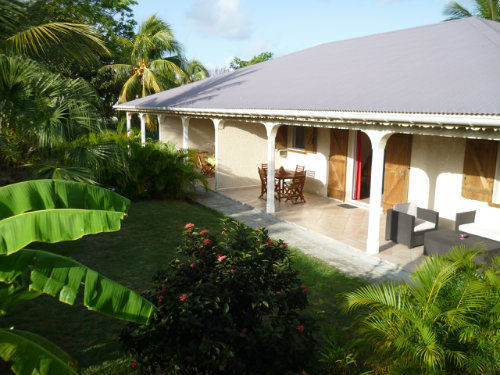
{"left": 116, "top": 17, "right": 500, "bottom": 116}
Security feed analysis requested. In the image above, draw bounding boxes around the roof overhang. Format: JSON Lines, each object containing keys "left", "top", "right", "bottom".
{"left": 115, "top": 105, "right": 500, "bottom": 131}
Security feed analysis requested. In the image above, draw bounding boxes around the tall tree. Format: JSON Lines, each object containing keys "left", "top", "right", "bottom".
{"left": 100, "top": 14, "right": 186, "bottom": 104}
{"left": 179, "top": 57, "right": 209, "bottom": 84}
{"left": 229, "top": 51, "right": 273, "bottom": 70}
{"left": 444, "top": 0, "right": 499, "bottom": 21}
{"left": 0, "top": 0, "right": 109, "bottom": 68}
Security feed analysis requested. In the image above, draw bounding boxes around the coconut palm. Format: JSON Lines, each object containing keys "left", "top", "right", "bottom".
{"left": 345, "top": 246, "right": 500, "bottom": 374}
{"left": 100, "top": 14, "right": 186, "bottom": 104}
{"left": 444, "top": 0, "right": 499, "bottom": 21}
{"left": 179, "top": 57, "right": 209, "bottom": 84}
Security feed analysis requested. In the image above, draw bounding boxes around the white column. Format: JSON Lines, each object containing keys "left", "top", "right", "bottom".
{"left": 139, "top": 113, "right": 147, "bottom": 146}
{"left": 365, "top": 130, "right": 392, "bottom": 254}
{"left": 212, "top": 119, "right": 224, "bottom": 190}
{"left": 157, "top": 114, "right": 163, "bottom": 141}
{"left": 126, "top": 112, "right": 132, "bottom": 137}
{"left": 264, "top": 123, "right": 281, "bottom": 214}
{"left": 181, "top": 117, "right": 190, "bottom": 150}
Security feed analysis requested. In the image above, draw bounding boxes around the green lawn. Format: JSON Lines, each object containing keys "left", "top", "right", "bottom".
{"left": 1, "top": 200, "right": 366, "bottom": 374}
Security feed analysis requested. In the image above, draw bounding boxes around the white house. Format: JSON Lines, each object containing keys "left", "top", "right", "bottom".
{"left": 116, "top": 17, "right": 500, "bottom": 255}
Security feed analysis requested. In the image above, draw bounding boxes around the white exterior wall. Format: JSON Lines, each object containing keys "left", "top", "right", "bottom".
{"left": 158, "top": 116, "right": 183, "bottom": 147}
{"left": 407, "top": 135, "right": 497, "bottom": 223}
{"left": 218, "top": 121, "right": 267, "bottom": 189}
{"left": 282, "top": 127, "right": 330, "bottom": 196}
{"left": 188, "top": 118, "right": 215, "bottom": 154}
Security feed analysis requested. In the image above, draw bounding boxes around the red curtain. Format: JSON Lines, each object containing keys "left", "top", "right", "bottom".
{"left": 354, "top": 130, "right": 362, "bottom": 200}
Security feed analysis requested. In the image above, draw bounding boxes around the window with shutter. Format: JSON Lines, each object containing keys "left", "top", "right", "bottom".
{"left": 275, "top": 125, "right": 288, "bottom": 150}
{"left": 461, "top": 139, "right": 498, "bottom": 203}
{"left": 304, "top": 127, "right": 317, "bottom": 153}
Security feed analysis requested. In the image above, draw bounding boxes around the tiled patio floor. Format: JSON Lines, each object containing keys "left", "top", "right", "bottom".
{"left": 218, "top": 186, "right": 425, "bottom": 272}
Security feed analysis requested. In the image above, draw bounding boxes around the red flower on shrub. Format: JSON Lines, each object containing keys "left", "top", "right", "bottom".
{"left": 276, "top": 291, "right": 281, "bottom": 295}
{"left": 216, "top": 254, "right": 227, "bottom": 262}
{"left": 179, "top": 293, "right": 188, "bottom": 302}
{"left": 283, "top": 243, "right": 288, "bottom": 248}
{"left": 203, "top": 238, "right": 211, "bottom": 245}
{"left": 300, "top": 285, "right": 308, "bottom": 293}
{"left": 157, "top": 295, "right": 163, "bottom": 303}
{"left": 221, "top": 230, "right": 226, "bottom": 235}
{"left": 296, "top": 325, "right": 305, "bottom": 332}
{"left": 184, "top": 223, "right": 194, "bottom": 229}
{"left": 179, "top": 263, "right": 185, "bottom": 267}
{"left": 267, "top": 240, "right": 274, "bottom": 246}
{"left": 200, "top": 229, "right": 209, "bottom": 235}
{"left": 228, "top": 268, "right": 234, "bottom": 274}
{"left": 241, "top": 328, "right": 248, "bottom": 334}
{"left": 130, "top": 360, "right": 138, "bottom": 369}
{"left": 161, "top": 284, "right": 167, "bottom": 292}
{"left": 190, "top": 263, "right": 195, "bottom": 269}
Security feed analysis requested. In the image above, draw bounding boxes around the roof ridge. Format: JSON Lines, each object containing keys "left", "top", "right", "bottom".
{"left": 465, "top": 17, "right": 500, "bottom": 47}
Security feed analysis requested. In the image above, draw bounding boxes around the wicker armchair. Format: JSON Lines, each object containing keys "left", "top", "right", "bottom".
{"left": 385, "top": 202, "right": 439, "bottom": 248}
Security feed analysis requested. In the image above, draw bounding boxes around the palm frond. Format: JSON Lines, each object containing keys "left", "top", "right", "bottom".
{"left": 443, "top": 2, "right": 474, "bottom": 20}
{"left": 5, "top": 22, "right": 110, "bottom": 66}
{"left": 118, "top": 73, "right": 141, "bottom": 103}
{"left": 99, "top": 63, "right": 135, "bottom": 83}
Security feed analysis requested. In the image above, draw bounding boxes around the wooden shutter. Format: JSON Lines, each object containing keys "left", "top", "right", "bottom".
{"left": 462, "top": 139, "right": 498, "bottom": 202}
{"left": 305, "top": 127, "right": 317, "bottom": 153}
{"left": 328, "top": 129, "right": 349, "bottom": 200}
{"left": 275, "top": 126, "right": 288, "bottom": 149}
{"left": 382, "top": 134, "right": 412, "bottom": 212}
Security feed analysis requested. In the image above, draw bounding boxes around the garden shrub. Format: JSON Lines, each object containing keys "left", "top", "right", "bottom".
{"left": 121, "top": 218, "right": 316, "bottom": 374}
{"left": 345, "top": 247, "right": 500, "bottom": 374}
{"left": 99, "top": 135, "right": 205, "bottom": 201}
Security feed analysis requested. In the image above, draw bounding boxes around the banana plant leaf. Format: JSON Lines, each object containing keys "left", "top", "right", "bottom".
{"left": 0, "top": 328, "right": 78, "bottom": 375}
{"left": 0, "top": 179, "right": 130, "bottom": 219}
{"left": 0, "top": 249, "right": 156, "bottom": 324}
{"left": 0, "top": 208, "right": 126, "bottom": 255}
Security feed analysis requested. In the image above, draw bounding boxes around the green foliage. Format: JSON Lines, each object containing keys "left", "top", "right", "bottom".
{"left": 0, "top": 179, "right": 156, "bottom": 375}
{"left": 319, "top": 329, "right": 363, "bottom": 375}
{"left": 101, "top": 14, "right": 186, "bottom": 104}
{"left": 229, "top": 51, "right": 274, "bottom": 70}
{"left": 444, "top": 0, "right": 499, "bottom": 21}
{"left": 122, "top": 218, "right": 317, "bottom": 374}
{"left": 99, "top": 137, "right": 206, "bottom": 201}
{"left": 345, "top": 246, "right": 500, "bottom": 374}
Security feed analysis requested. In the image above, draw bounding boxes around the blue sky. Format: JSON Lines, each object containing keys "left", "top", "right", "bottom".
{"left": 131, "top": 0, "right": 466, "bottom": 71}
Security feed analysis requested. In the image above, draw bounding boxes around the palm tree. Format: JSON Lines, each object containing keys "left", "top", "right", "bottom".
{"left": 345, "top": 247, "right": 500, "bottom": 374}
{"left": 0, "top": 0, "right": 109, "bottom": 66}
{"left": 179, "top": 57, "right": 209, "bottom": 84}
{"left": 444, "top": 0, "right": 499, "bottom": 21}
{"left": 100, "top": 14, "right": 186, "bottom": 104}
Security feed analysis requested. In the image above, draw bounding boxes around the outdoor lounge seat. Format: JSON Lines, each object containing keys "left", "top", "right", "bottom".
{"left": 385, "top": 202, "right": 439, "bottom": 248}
{"left": 455, "top": 207, "right": 500, "bottom": 242}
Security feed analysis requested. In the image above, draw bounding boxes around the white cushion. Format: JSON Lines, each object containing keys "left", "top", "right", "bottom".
{"left": 414, "top": 219, "right": 436, "bottom": 232}
{"left": 394, "top": 202, "right": 417, "bottom": 217}
{"left": 474, "top": 207, "right": 500, "bottom": 225}
{"left": 459, "top": 223, "right": 500, "bottom": 242}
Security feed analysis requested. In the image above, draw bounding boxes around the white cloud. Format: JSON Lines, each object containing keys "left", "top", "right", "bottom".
{"left": 186, "top": 0, "right": 251, "bottom": 39}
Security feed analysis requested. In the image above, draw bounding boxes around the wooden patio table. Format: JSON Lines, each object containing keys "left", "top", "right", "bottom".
{"left": 274, "top": 169, "right": 294, "bottom": 201}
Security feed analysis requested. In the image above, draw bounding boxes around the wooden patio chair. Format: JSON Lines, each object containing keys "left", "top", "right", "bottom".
{"left": 198, "top": 153, "right": 215, "bottom": 177}
{"left": 258, "top": 166, "right": 267, "bottom": 199}
{"left": 258, "top": 166, "right": 281, "bottom": 200}
{"left": 295, "top": 165, "right": 305, "bottom": 173}
{"left": 284, "top": 171, "right": 306, "bottom": 204}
